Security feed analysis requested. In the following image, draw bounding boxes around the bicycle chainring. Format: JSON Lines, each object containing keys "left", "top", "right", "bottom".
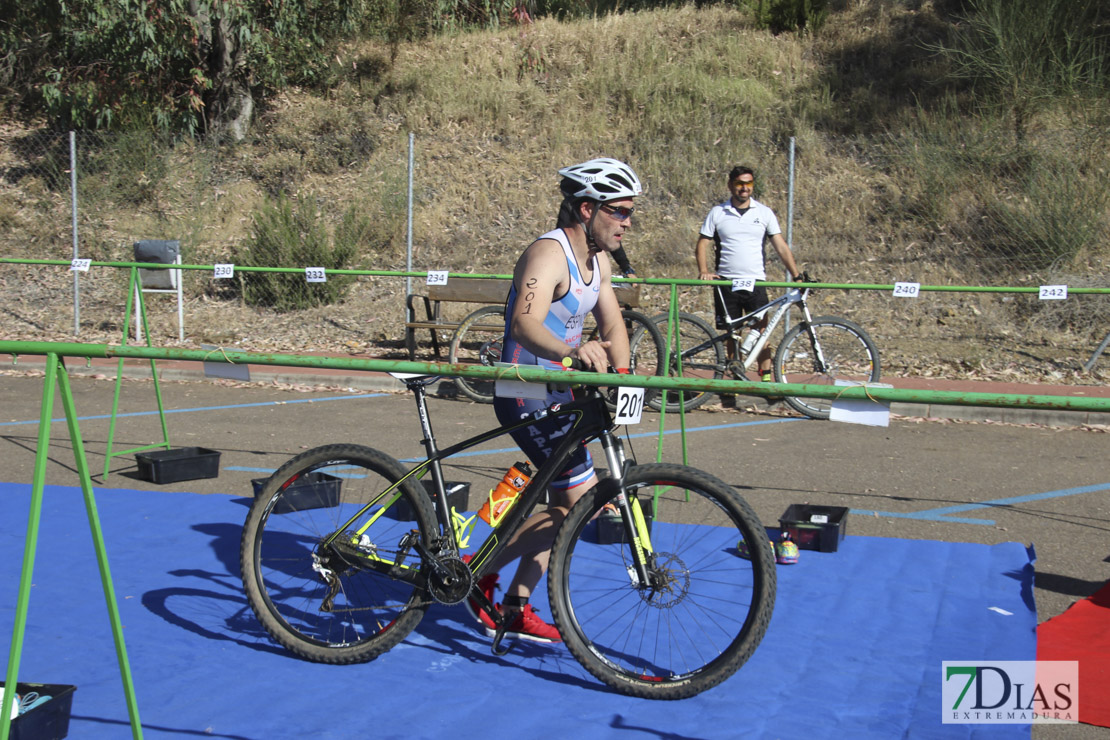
{"left": 426, "top": 556, "right": 473, "bottom": 605}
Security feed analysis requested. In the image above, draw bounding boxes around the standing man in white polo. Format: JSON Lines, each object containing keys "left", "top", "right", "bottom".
{"left": 695, "top": 165, "right": 802, "bottom": 385}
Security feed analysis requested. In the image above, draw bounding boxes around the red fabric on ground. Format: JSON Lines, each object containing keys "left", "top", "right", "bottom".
{"left": 1037, "top": 580, "right": 1110, "bottom": 728}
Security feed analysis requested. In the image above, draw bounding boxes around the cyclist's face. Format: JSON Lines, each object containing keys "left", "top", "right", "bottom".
{"left": 586, "top": 198, "right": 634, "bottom": 252}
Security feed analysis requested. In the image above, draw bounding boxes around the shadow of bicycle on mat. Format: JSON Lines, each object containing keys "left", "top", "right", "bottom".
{"left": 140, "top": 520, "right": 611, "bottom": 694}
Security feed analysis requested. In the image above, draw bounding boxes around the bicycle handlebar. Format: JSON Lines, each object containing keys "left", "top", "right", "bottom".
{"left": 561, "top": 356, "right": 583, "bottom": 371}
{"left": 561, "top": 357, "right": 625, "bottom": 375}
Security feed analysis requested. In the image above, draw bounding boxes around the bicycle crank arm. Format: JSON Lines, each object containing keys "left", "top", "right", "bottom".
{"left": 490, "top": 622, "right": 513, "bottom": 656}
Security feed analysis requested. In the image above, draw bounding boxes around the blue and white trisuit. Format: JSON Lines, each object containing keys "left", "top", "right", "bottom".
{"left": 493, "top": 228, "right": 600, "bottom": 491}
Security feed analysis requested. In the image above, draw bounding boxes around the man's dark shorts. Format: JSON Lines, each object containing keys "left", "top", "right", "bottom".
{"left": 713, "top": 285, "right": 769, "bottom": 329}
{"left": 492, "top": 388, "right": 594, "bottom": 491}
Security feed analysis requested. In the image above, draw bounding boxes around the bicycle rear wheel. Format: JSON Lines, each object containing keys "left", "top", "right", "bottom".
{"left": 548, "top": 463, "right": 776, "bottom": 699}
{"left": 648, "top": 312, "right": 725, "bottom": 412}
{"left": 773, "top": 315, "right": 881, "bottom": 420}
{"left": 448, "top": 305, "right": 505, "bottom": 404}
{"left": 240, "top": 444, "right": 437, "bottom": 663}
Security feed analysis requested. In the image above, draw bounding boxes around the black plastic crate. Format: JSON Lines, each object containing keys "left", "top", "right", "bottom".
{"left": 252, "top": 472, "right": 342, "bottom": 514}
{"left": 134, "top": 447, "right": 220, "bottom": 484}
{"left": 385, "top": 481, "right": 470, "bottom": 520}
{"left": 1, "top": 682, "right": 76, "bottom": 740}
{"left": 596, "top": 501, "right": 655, "bottom": 545}
{"left": 779, "top": 504, "right": 848, "bottom": 552}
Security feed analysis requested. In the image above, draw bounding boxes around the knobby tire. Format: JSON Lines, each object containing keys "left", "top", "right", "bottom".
{"left": 240, "top": 444, "right": 437, "bottom": 664}
{"left": 548, "top": 463, "right": 776, "bottom": 699}
{"left": 773, "top": 316, "right": 882, "bottom": 420}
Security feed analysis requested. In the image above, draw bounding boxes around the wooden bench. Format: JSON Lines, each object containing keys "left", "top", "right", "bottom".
{"left": 404, "top": 277, "right": 642, "bottom": 359}
{"left": 405, "top": 278, "right": 510, "bottom": 359}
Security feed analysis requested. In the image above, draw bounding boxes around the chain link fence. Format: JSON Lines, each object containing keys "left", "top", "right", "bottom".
{"left": 1, "top": 127, "right": 1106, "bottom": 380}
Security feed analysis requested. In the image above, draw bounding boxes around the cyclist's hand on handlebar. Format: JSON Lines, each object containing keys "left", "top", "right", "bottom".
{"left": 794, "top": 271, "right": 816, "bottom": 283}
{"left": 561, "top": 357, "right": 630, "bottom": 375}
{"left": 568, "top": 340, "right": 610, "bottom": 372}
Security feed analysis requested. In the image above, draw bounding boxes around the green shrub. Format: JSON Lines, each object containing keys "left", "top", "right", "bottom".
{"left": 238, "top": 193, "right": 368, "bottom": 312}
{"left": 753, "top": 0, "right": 827, "bottom": 35}
{"left": 77, "top": 130, "right": 170, "bottom": 206}
{"left": 983, "top": 153, "right": 1109, "bottom": 271}
{"left": 930, "top": 0, "right": 1110, "bottom": 142}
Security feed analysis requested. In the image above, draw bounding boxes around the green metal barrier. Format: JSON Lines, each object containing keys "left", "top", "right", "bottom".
{"left": 103, "top": 266, "right": 173, "bottom": 480}
{"left": 2, "top": 340, "right": 1108, "bottom": 413}
{"left": 2, "top": 255, "right": 1106, "bottom": 739}
{"left": 3, "top": 257, "right": 1109, "bottom": 294}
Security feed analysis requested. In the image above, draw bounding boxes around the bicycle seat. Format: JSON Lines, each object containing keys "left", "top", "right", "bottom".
{"left": 388, "top": 372, "right": 441, "bottom": 387}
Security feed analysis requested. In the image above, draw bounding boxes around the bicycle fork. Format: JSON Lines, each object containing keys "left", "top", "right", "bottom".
{"left": 487, "top": 430, "right": 654, "bottom": 656}
{"left": 598, "top": 430, "right": 655, "bottom": 590}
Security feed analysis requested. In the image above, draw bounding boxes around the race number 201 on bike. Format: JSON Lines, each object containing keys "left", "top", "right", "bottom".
{"left": 240, "top": 369, "right": 776, "bottom": 700}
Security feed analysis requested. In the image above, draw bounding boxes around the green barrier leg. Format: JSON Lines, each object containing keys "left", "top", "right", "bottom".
{"left": 1, "top": 355, "right": 57, "bottom": 740}
{"left": 57, "top": 362, "right": 144, "bottom": 738}
{"left": 653, "top": 285, "right": 692, "bottom": 510}
{"left": 656, "top": 294, "right": 671, "bottom": 464}
{"left": 104, "top": 268, "right": 170, "bottom": 480}
{"left": 673, "top": 287, "right": 689, "bottom": 466}
{"left": 656, "top": 284, "right": 689, "bottom": 466}
{"left": 1, "top": 356, "right": 144, "bottom": 740}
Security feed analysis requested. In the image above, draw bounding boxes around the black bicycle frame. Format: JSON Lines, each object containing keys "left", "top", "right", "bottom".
{"left": 319, "top": 376, "right": 623, "bottom": 584}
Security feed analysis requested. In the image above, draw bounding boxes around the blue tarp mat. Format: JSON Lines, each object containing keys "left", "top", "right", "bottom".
{"left": 0, "top": 483, "right": 1035, "bottom": 739}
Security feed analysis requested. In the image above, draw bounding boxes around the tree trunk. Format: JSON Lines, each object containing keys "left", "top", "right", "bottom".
{"left": 190, "top": 0, "right": 254, "bottom": 141}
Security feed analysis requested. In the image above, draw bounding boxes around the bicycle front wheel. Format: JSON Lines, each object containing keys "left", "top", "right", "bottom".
{"left": 548, "top": 463, "right": 776, "bottom": 699}
{"left": 773, "top": 315, "right": 881, "bottom": 420}
{"left": 240, "top": 444, "right": 437, "bottom": 664}
{"left": 648, "top": 312, "right": 725, "bottom": 412}
{"left": 448, "top": 305, "right": 505, "bottom": 404}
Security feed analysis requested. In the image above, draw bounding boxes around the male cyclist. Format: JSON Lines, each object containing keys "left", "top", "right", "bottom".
{"left": 466, "top": 158, "right": 640, "bottom": 643}
{"left": 695, "top": 165, "right": 802, "bottom": 386}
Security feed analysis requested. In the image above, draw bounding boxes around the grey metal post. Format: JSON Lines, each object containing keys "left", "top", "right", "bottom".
{"left": 1085, "top": 331, "right": 1110, "bottom": 372}
{"left": 70, "top": 131, "right": 79, "bottom": 336}
{"left": 785, "top": 136, "right": 796, "bottom": 334}
{"left": 405, "top": 132, "right": 414, "bottom": 322}
{"left": 787, "top": 137, "right": 795, "bottom": 251}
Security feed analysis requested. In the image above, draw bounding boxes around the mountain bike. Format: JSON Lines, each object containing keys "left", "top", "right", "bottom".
{"left": 651, "top": 276, "right": 881, "bottom": 418}
{"left": 240, "top": 371, "right": 776, "bottom": 700}
{"left": 448, "top": 305, "right": 666, "bottom": 410}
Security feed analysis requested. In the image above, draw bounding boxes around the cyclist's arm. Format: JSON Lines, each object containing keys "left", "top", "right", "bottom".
{"left": 768, "top": 233, "right": 802, "bottom": 280}
{"left": 592, "top": 261, "right": 631, "bottom": 371}
{"left": 508, "top": 239, "right": 610, "bottom": 370}
{"left": 695, "top": 235, "right": 719, "bottom": 281}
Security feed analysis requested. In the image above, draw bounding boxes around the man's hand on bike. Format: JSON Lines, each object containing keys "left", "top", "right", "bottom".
{"left": 794, "top": 271, "right": 816, "bottom": 283}
{"left": 568, "top": 340, "right": 611, "bottom": 372}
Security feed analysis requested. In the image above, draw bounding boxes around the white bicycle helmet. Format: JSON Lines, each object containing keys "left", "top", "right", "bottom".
{"left": 558, "top": 158, "right": 643, "bottom": 201}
